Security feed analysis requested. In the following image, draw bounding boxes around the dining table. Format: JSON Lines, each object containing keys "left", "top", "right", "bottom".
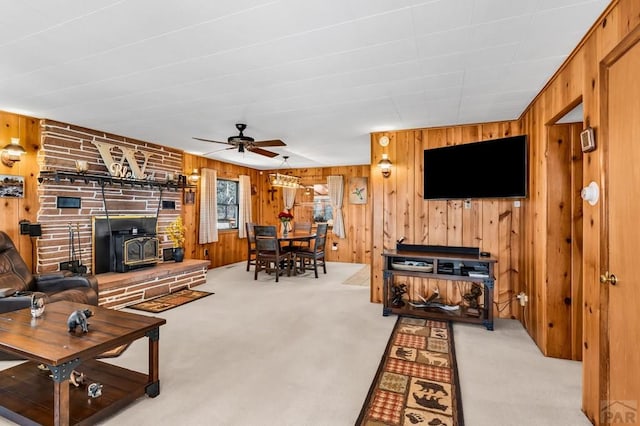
{"left": 277, "top": 231, "right": 316, "bottom": 274}
{"left": 277, "top": 231, "right": 316, "bottom": 245}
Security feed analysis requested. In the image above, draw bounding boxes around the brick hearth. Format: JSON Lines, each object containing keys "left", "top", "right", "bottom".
{"left": 96, "top": 259, "right": 210, "bottom": 309}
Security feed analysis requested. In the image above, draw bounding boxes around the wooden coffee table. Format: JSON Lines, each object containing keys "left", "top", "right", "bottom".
{"left": 0, "top": 300, "right": 166, "bottom": 426}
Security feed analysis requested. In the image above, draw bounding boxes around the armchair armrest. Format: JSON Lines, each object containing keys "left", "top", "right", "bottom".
{"left": 33, "top": 271, "right": 73, "bottom": 282}
{"left": 34, "top": 273, "right": 98, "bottom": 295}
{"left": 0, "top": 295, "right": 32, "bottom": 314}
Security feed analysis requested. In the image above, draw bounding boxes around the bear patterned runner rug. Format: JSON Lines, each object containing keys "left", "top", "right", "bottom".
{"left": 356, "top": 316, "right": 464, "bottom": 426}
{"left": 127, "top": 288, "right": 213, "bottom": 313}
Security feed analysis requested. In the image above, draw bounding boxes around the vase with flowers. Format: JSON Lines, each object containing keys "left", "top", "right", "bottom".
{"left": 278, "top": 211, "right": 294, "bottom": 236}
{"left": 166, "top": 216, "right": 186, "bottom": 262}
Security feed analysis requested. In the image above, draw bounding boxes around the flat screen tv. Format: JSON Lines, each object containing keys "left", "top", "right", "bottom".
{"left": 423, "top": 135, "right": 528, "bottom": 200}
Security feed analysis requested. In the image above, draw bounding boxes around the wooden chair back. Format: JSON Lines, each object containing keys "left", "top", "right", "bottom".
{"left": 315, "top": 223, "right": 328, "bottom": 238}
{"left": 245, "top": 222, "right": 257, "bottom": 271}
{"left": 255, "top": 235, "right": 280, "bottom": 253}
{"left": 254, "top": 225, "right": 277, "bottom": 237}
{"left": 292, "top": 221, "right": 312, "bottom": 233}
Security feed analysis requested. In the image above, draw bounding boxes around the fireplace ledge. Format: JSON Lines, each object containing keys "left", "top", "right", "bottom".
{"left": 96, "top": 259, "right": 210, "bottom": 309}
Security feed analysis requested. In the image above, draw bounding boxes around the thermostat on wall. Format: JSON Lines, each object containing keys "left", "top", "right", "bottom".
{"left": 580, "top": 127, "right": 596, "bottom": 153}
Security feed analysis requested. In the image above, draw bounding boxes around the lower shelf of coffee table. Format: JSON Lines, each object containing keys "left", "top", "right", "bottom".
{"left": 0, "top": 359, "right": 150, "bottom": 426}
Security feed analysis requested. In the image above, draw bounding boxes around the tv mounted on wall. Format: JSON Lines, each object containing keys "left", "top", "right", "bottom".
{"left": 423, "top": 135, "right": 528, "bottom": 200}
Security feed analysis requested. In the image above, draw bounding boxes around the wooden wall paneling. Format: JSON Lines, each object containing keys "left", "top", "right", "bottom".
{"left": 0, "top": 112, "right": 41, "bottom": 272}
{"left": 580, "top": 32, "right": 601, "bottom": 423}
{"left": 546, "top": 124, "right": 574, "bottom": 359}
{"left": 182, "top": 154, "right": 199, "bottom": 261}
{"left": 530, "top": 102, "right": 547, "bottom": 349}
{"left": 414, "top": 130, "right": 427, "bottom": 244}
{"left": 425, "top": 127, "right": 448, "bottom": 246}
{"left": 370, "top": 120, "right": 522, "bottom": 318}
{"left": 497, "top": 200, "right": 514, "bottom": 319}
{"left": 445, "top": 200, "right": 463, "bottom": 305}
{"left": 371, "top": 134, "right": 386, "bottom": 303}
{"left": 509, "top": 198, "right": 523, "bottom": 321}
{"left": 182, "top": 153, "right": 260, "bottom": 269}
{"left": 255, "top": 164, "right": 371, "bottom": 265}
{"left": 514, "top": 1, "right": 640, "bottom": 420}
{"left": 570, "top": 124, "right": 584, "bottom": 362}
{"left": 481, "top": 200, "right": 500, "bottom": 317}
{"left": 394, "top": 131, "right": 415, "bottom": 301}
{"left": 424, "top": 129, "right": 448, "bottom": 302}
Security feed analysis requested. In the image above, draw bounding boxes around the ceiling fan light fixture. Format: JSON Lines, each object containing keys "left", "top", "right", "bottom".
{"left": 193, "top": 123, "right": 285, "bottom": 158}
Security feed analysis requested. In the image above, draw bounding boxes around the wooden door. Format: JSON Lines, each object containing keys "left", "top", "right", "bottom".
{"left": 603, "top": 37, "right": 640, "bottom": 423}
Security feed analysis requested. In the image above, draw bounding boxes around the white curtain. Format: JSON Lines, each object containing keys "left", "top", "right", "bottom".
{"left": 238, "top": 175, "right": 252, "bottom": 238}
{"left": 327, "top": 175, "right": 345, "bottom": 238}
{"left": 282, "top": 187, "right": 296, "bottom": 210}
{"left": 282, "top": 187, "right": 297, "bottom": 232}
{"left": 199, "top": 168, "right": 218, "bottom": 244}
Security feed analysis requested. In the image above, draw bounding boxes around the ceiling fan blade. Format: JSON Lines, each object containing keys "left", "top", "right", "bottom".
{"left": 254, "top": 139, "right": 286, "bottom": 147}
{"left": 247, "top": 146, "right": 280, "bottom": 158}
{"left": 202, "top": 146, "right": 236, "bottom": 156}
{"left": 192, "top": 137, "right": 228, "bottom": 145}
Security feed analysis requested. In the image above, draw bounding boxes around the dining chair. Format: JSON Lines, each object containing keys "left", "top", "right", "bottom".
{"left": 254, "top": 234, "right": 291, "bottom": 282}
{"left": 292, "top": 221, "right": 312, "bottom": 233}
{"left": 315, "top": 222, "right": 328, "bottom": 238}
{"left": 254, "top": 225, "right": 277, "bottom": 237}
{"left": 282, "top": 221, "right": 313, "bottom": 253}
{"left": 295, "top": 230, "right": 327, "bottom": 278}
{"left": 245, "top": 222, "right": 257, "bottom": 271}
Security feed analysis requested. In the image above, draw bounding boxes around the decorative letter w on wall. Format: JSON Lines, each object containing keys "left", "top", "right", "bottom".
{"left": 92, "top": 141, "right": 154, "bottom": 179}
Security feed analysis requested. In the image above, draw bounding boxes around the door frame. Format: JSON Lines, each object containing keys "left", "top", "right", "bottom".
{"left": 598, "top": 22, "right": 640, "bottom": 410}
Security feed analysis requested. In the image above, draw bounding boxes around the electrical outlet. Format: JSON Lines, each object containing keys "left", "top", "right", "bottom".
{"left": 516, "top": 292, "right": 528, "bottom": 306}
{"left": 331, "top": 243, "right": 338, "bottom": 251}
{"left": 204, "top": 249, "right": 209, "bottom": 257}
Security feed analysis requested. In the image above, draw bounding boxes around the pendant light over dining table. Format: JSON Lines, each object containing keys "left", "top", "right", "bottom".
{"left": 269, "top": 156, "right": 303, "bottom": 188}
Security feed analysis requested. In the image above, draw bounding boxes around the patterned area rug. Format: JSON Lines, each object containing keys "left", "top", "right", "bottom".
{"left": 357, "top": 317, "right": 464, "bottom": 426}
{"left": 127, "top": 288, "right": 213, "bottom": 313}
{"left": 342, "top": 264, "right": 370, "bottom": 286}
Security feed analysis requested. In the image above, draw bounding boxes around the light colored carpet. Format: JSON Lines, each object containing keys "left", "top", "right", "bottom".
{"left": 0, "top": 262, "right": 588, "bottom": 426}
{"left": 342, "top": 264, "right": 370, "bottom": 286}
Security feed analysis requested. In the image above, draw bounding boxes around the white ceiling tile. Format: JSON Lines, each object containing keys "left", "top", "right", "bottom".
{"left": 411, "top": 0, "right": 474, "bottom": 36}
{"left": 0, "top": 0, "right": 609, "bottom": 168}
{"left": 415, "top": 28, "right": 472, "bottom": 58}
{"left": 471, "top": 0, "right": 538, "bottom": 24}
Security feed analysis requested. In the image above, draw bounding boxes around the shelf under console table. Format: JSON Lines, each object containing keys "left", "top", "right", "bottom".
{"left": 382, "top": 248, "right": 497, "bottom": 330}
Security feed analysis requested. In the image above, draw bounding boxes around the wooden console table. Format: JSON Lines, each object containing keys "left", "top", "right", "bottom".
{"left": 382, "top": 249, "right": 496, "bottom": 330}
{"left": 0, "top": 301, "right": 166, "bottom": 425}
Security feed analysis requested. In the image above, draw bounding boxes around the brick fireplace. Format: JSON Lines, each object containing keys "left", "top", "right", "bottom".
{"left": 37, "top": 120, "right": 184, "bottom": 274}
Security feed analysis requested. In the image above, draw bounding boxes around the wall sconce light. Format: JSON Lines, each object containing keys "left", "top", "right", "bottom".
{"left": 1, "top": 138, "right": 26, "bottom": 167}
{"left": 189, "top": 168, "right": 200, "bottom": 184}
{"left": 378, "top": 153, "right": 392, "bottom": 178}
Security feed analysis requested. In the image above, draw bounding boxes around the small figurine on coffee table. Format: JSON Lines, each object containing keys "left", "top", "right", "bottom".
{"left": 67, "top": 309, "right": 93, "bottom": 333}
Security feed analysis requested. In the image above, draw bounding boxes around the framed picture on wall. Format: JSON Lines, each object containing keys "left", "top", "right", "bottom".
{"left": 0, "top": 174, "right": 24, "bottom": 198}
{"left": 348, "top": 177, "right": 368, "bottom": 204}
{"left": 184, "top": 190, "right": 195, "bottom": 205}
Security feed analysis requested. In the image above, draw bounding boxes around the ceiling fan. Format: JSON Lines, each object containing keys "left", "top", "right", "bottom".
{"left": 193, "top": 123, "right": 286, "bottom": 158}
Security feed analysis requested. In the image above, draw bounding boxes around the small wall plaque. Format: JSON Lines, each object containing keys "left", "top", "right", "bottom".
{"left": 57, "top": 196, "right": 81, "bottom": 209}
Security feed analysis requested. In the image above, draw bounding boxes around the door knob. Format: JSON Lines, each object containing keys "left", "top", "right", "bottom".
{"left": 600, "top": 272, "right": 618, "bottom": 285}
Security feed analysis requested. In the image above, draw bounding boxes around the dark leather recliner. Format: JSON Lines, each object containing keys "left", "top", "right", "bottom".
{"left": 0, "top": 231, "right": 98, "bottom": 314}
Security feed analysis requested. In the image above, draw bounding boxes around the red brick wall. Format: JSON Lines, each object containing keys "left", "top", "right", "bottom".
{"left": 37, "top": 120, "right": 184, "bottom": 273}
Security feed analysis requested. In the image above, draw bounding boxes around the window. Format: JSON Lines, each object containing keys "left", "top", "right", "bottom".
{"left": 216, "top": 179, "right": 239, "bottom": 230}
{"left": 312, "top": 184, "right": 333, "bottom": 225}
{"left": 293, "top": 183, "right": 333, "bottom": 227}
